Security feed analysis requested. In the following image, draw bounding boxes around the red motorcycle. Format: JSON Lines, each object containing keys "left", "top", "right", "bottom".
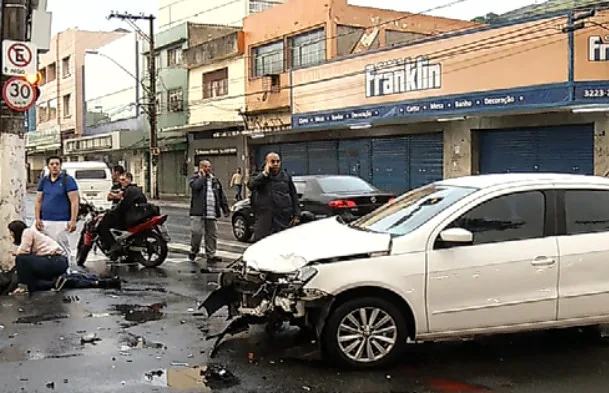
{"left": 76, "top": 200, "right": 170, "bottom": 268}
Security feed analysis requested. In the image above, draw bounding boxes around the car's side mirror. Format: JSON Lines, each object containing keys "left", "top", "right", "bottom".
{"left": 439, "top": 227, "right": 473, "bottom": 243}
{"left": 299, "top": 211, "right": 315, "bottom": 223}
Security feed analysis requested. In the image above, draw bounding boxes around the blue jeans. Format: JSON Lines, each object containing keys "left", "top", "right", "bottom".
{"left": 234, "top": 185, "right": 243, "bottom": 201}
{"left": 15, "top": 255, "right": 69, "bottom": 293}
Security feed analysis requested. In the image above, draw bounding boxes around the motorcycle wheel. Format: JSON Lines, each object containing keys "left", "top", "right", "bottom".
{"left": 129, "top": 231, "right": 168, "bottom": 268}
{"left": 76, "top": 232, "right": 92, "bottom": 267}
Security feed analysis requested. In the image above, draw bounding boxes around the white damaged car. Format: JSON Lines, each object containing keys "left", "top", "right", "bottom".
{"left": 202, "top": 173, "right": 609, "bottom": 369}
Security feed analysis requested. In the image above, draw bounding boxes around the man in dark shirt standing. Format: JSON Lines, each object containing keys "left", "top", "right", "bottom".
{"left": 248, "top": 152, "right": 299, "bottom": 241}
{"left": 107, "top": 165, "right": 125, "bottom": 206}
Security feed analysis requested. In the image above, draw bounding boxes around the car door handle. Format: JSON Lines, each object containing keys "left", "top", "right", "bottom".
{"left": 531, "top": 257, "right": 555, "bottom": 266}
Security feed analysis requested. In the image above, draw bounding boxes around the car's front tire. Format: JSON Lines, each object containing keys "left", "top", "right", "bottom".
{"left": 232, "top": 214, "right": 252, "bottom": 242}
{"left": 322, "top": 296, "right": 408, "bottom": 369}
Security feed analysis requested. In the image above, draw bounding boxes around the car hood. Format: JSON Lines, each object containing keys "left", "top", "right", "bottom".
{"left": 242, "top": 217, "right": 391, "bottom": 274}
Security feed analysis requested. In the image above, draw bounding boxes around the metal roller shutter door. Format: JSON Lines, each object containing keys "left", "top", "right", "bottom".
{"left": 338, "top": 139, "right": 371, "bottom": 183}
{"left": 535, "top": 125, "right": 594, "bottom": 174}
{"left": 255, "top": 144, "right": 280, "bottom": 172}
{"left": 409, "top": 133, "right": 444, "bottom": 189}
{"left": 372, "top": 137, "right": 409, "bottom": 195}
{"left": 479, "top": 125, "right": 594, "bottom": 174}
{"left": 280, "top": 142, "right": 308, "bottom": 176}
{"left": 307, "top": 140, "right": 339, "bottom": 175}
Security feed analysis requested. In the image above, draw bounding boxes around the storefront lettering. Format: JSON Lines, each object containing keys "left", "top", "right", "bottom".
{"left": 406, "top": 105, "right": 421, "bottom": 112}
{"left": 589, "top": 36, "right": 609, "bottom": 61}
{"left": 454, "top": 100, "right": 472, "bottom": 108}
{"left": 484, "top": 96, "right": 515, "bottom": 105}
{"left": 365, "top": 56, "right": 441, "bottom": 97}
{"left": 351, "top": 110, "right": 373, "bottom": 118}
{"left": 195, "top": 148, "right": 237, "bottom": 155}
{"left": 429, "top": 103, "right": 445, "bottom": 110}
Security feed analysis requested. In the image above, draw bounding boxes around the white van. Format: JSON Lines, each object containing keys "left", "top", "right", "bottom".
{"left": 43, "top": 161, "right": 113, "bottom": 210}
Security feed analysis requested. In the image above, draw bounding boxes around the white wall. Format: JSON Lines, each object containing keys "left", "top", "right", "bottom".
{"left": 188, "top": 57, "right": 246, "bottom": 125}
{"left": 84, "top": 32, "right": 141, "bottom": 123}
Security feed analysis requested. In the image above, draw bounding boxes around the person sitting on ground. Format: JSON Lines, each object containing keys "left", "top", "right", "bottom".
{"left": 7, "top": 220, "right": 69, "bottom": 295}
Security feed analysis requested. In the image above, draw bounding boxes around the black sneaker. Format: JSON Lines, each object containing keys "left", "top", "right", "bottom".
{"left": 188, "top": 253, "right": 197, "bottom": 262}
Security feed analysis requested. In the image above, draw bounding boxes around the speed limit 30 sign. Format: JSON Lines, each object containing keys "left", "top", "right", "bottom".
{"left": 2, "top": 77, "right": 36, "bottom": 111}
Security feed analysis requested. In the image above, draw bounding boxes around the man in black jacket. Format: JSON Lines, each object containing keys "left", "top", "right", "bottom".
{"left": 248, "top": 152, "right": 299, "bottom": 241}
{"left": 189, "top": 160, "right": 229, "bottom": 265}
{"left": 97, "top": 173, "right": 148, "bottom": 258}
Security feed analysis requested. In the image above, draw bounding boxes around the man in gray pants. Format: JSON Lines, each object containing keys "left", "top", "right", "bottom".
{"left": 188, "top": 160, "right": 229, "bottom": 271}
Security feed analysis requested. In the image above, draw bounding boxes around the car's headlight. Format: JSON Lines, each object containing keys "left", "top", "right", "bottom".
{"left": 295, "top": 266, "right": 317, "bottom": 283}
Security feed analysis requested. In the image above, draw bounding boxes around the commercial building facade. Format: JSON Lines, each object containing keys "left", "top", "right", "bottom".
{"left": 26, "top": 28, "right": 126, "bottom": 183}
{"left": 253, "top": 7, "right": 609, "bottom": 195}
{"left": 63, "top": 31, "right": 148, "bottom": 187}
{"left": 182, "top": 26, "right": 247, "bottom": 191}
{"left": 242, "top": 0, "right": 478, "bottom": 183}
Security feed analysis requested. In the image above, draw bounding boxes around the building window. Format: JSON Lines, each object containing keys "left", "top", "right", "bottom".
{"left": 63, "top": 94, "right": 71, "bottom": 118}
{"left": 156, "top": 92, "right": 163, "bottom": 114}
{"left": 62, "top": 56, "right": 71, "bottom": 78}
{"left": 249, "top": 0, "right": 282, "bottom": 14}
{"left": 203, "top": 68, "right": 228, "bottom": 99}
{"left": 168, "top": 89, "right": 183, "bottom": 112}
{"left": 48, "top": 98, "right": 57, "bottom": 121}
{"left": 253, "top": 40, "right": 284, "bottom": 77}
{"left": 167, "top": 47, "right": 182, "bottom": 66}
{"left": 290, "top": 28, "right": 325, "bottom": 69}
{"left": 47, "top": 63, "right": 56, "bottom": 82}
{"left": 39, "top": 68, "right": 47, "bottom": 85}
{"left": 37, "top": 102, "right": 48, "bottom": 123}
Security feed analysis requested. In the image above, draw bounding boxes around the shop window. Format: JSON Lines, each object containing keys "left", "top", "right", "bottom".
{"left": 203, "top": 68, "right": 228, "bottom": 99}
{"left": 290, "top": 28, "right": 325, "bottom": 69}
{"left": 253, "top": 40, "right": 284, "bottom": 77}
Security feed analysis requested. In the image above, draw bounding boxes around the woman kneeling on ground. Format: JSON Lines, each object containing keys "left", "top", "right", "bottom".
{"left": 8, "top": 220, "right": 68, "bottom": 295}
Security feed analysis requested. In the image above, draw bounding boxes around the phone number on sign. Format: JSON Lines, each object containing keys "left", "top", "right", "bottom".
{"left": 583, "top": 89, "right": 609, "bottom": 98}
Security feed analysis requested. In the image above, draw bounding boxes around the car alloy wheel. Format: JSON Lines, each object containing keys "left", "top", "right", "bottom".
{"left": 323, "top": 296, "right": 408, "bottom": 369}
{"left": 232, "top": 215, "right": 251, "bottom": 242}
{"left": 336, "top": 307, "right": 398, "bottom": 363}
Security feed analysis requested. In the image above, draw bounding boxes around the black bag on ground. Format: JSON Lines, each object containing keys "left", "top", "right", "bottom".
{"left": 0, "top": 267, "right": 18, "bottom": 296}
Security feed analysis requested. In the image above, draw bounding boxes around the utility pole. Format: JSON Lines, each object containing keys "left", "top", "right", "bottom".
{"left": 108, "top": 12, "right": 158, "bottom": 199}
{"left": 0, "top": 0, "right": 28, "bottom": 270}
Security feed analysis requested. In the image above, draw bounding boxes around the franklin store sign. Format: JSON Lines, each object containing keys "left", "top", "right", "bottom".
{"left": 365, "top": 56, "right": 441, "bottom": 97}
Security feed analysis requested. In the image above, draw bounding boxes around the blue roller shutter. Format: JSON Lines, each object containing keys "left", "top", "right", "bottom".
{"left": 280, "top": 142, "right": 308, "bottom": 175}
{"left": 372, "top": 137, "right": 409, "bottom": 195}
{"left": 479, "top": 125, "right": 593, "bottom": 175}
{"left": 255, "top": 144, "right": 280, "bottom": 172}
{"left": 535, "top": 125, "right": 594, "bottom": 174}
{"left": 409, "top": 133, "right": 444, "bottom": 189}
{"left": 338, "top": 139, "right": 371, "bottom": 183}
{"left": 308, "top": 140, "right": 339, "bottom": 175}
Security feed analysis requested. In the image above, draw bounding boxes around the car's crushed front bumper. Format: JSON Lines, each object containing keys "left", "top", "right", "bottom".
{"left": 200, "top": 258, "right": 333, "bottom": 356}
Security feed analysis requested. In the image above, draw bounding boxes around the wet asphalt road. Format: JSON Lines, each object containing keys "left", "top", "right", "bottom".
{"left": 6, "top": 196, "right": 609, "bottom": 392}
{"left": 2, "top": 255, "right": 609, "bottom": 393}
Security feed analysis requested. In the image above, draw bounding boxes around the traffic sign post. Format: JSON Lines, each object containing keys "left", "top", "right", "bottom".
{"left": 2, "top": 39, "right": 37, "bottom": 76}
{"left": 2, "top": 77, "right": 36, "bottom": 111}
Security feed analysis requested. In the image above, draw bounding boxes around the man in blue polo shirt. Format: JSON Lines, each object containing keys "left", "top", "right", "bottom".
{"left": 35, "top": 155, "right": 80, "bottom": 258}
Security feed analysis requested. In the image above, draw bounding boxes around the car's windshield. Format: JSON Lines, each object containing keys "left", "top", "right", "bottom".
{"left": 350, "top": 184, "right": 477, "bottom": 236}
{"left": 317, "top": 176, "right": 376, "bottom": 193}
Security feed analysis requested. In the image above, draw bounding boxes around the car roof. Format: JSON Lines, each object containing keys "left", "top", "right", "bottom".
{"left": 437, "top": 173, "right": 609, "bottom": 189}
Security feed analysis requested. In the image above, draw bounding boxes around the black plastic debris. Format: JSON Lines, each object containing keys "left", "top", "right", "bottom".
{"left": 202, "top": 364, "right": 239, "bottom": 390}
{"left": 45, "top": 382, "right": 54, "bottom": 389}
{"left": 206, "top": 315, "right": 263, "bottom": 358}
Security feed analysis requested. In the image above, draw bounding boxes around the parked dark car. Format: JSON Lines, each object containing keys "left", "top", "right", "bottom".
{"left": 231, "top": 175, "right": 395, "bottom": 242}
